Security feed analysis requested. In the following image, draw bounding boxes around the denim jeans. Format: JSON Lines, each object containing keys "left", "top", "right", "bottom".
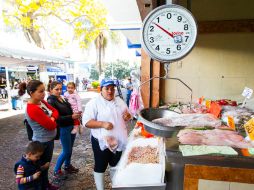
{"left": 40, "top": 139, "right": 54, "bottom": 190}
{"left": 11, "top": 98, "right": 17, "bottom": 109}
{"left": 126, "top": 93, "right": 131, "bottom": 107}
{"left": 54, "top": 126, "right": 76, "bottom": 172}
{"left": 17, "top": 99, "right": 24, "bottom": 110}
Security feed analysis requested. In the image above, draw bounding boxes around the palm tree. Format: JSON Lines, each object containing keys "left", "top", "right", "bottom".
{"left": 95, "top": 32, "right": 107, "bottom": 75}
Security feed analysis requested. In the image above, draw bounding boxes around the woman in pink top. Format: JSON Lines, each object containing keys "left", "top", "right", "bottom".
{"left": 64, "top": 82, "right": 82, "bottom": 134}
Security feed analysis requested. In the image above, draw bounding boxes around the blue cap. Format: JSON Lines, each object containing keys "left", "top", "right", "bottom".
{"left": 100, "top": 79, "right": 115, "bottom": 88}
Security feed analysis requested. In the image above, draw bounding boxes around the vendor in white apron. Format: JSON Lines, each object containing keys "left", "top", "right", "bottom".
{"left": 82, "top": 79, "right": 132, "bottom": 190}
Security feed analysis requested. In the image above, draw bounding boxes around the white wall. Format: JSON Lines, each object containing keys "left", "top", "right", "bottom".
{"left": 163, "top": 33, "right": 254, "bottom": 105}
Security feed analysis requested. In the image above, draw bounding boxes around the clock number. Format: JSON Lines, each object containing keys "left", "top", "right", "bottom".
{"left": 185, "top": 36, "right": 189, "bottom": 42}
{"left": 150, "top": 25, "right": 154, "bottom": 32}
{"left": 177, "top": 45, "right": 181, "bottom": 50}
{"left": 155, "top": 45, "right": 160, "bottom": 51}
{"left": 156, "top": 17, "right": 160, "bottom": 23}
{"left": 184, "top": 24, "right": 189, "bottom": 30}
{"left": 166, "top": 48, "right": 171, "bottom": 54}
{"left": 167, "top": 13, "right": 172, "bottom": 19}
{"left": 177, "top": 16, "right": 182, "bottom": 22}
{"left": 149, "top": 37, "right": 154, "bottom": 43}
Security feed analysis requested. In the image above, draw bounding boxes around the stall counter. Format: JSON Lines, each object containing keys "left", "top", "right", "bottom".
{"left": 165, "top": 138, "right": 254, "bottom": 190}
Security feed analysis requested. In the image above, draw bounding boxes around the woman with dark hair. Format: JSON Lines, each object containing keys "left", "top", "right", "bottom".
{"left": 17, "top": 82, "right": 27, "bottom": 110}
{"left": 18, "top": 82, "right": 27, "bottom": 97}
{"left": 82, "top": 79, "right": 132, "bottom": 190}
{"left": 47, "top": 81, "right": 81, "bottom": 183}
{"left": 25, "top": 80, "right": 59, "bottom": 190}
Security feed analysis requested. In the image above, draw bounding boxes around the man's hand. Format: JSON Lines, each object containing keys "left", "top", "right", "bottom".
{"left": 72, "top": 113, "right": 81, "bottom": 119}
{"left": 101, "top": 122, "right": 113, "bottom": 130}
{"left": 33, "top": 171, "right": 41, "bottom": 180}
{"left": 41, "top": 162, "right": 50, "bottom": 171}
{"left": 123, "top": 110, "right": 132, "bottom": 121}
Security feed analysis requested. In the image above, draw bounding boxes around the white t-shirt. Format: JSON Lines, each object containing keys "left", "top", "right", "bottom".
{"left": 40, "top": 101, "right": 53, "bottom": 117}
{"left": 82, "top": 94, "right": 129, "bottom": 151}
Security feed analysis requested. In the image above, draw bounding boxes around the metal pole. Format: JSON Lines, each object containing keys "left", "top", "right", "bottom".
{"left": 187, "top": 0, "right": 192, "bottom": 11}
{"left": 5, "top": 66, "right": 12, "bottom": 110}
{"left": 35, "top": 68, "right": 38, "bottom": 80}
{"left": 167, "top": 0, "right": 180, "bottom": 5}
{"left": 166, "top": 0, "right": 173, "bottom": 4}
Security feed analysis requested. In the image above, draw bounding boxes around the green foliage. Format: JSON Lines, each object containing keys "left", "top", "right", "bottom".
{"left": 89, "top": 65, "right": 99, "bottom": 80}
{"left": 2, "top": 0, "right": 108, "bottom": 49}
{"left": 91, "top": 81, "right": 100, "bottom": 88}
{"left": 109, "top": 31, "right": 121, "bottom": 45}
{"left": 104, "top": 59, "right": 133, "bottom": 80}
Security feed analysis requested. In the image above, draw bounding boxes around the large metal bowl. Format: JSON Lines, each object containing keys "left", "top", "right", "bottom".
{"left": 139, "top": 108, "right": 185, "bottom": 138}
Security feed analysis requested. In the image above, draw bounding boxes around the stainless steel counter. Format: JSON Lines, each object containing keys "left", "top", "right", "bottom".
{"left": 165, "top": 137, "right": 254, "bottom": 190}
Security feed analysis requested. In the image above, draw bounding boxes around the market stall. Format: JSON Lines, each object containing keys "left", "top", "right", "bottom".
{"left": 112, "top": 129, "right": 165, "bottom": 189}
{"left": 111, "top": 3, "right": 254, "bottom": 190}
{"left": 140, "top": 105, "right": 254, "bottom": 190}
{"left": 112, "top": 103, "right": 254, "bottom": 190}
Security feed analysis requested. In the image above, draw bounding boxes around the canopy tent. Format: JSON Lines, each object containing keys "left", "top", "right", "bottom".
{"left": 0, "top": 35, "right": 73, "bottom": 110}
{"left": 0, "top": 30, "right": 72, "bottom": 67}
{"left": 0, "top": 45, "right": 72, "bottom": 67}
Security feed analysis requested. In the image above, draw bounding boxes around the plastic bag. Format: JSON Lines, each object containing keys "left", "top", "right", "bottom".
{"left": 105, "top": 135, "right": 118, "bottom": 152}
{"left": 102, "top": 129, "right": 119, "bottom": 153}
{"left": 129, "top": 89, "right": 143, "bottom": 117}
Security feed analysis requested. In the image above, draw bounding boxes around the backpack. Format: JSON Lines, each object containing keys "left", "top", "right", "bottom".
{"left": 24, "top": 119, "right": 33, "bottom": 141}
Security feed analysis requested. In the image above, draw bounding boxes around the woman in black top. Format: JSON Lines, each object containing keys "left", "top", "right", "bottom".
{"left": 47, "top": 81, "right": 81, "bottom": 182}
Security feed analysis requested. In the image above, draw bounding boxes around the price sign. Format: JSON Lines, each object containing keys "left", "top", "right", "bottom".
{"left": 244, "top": 118, "right": 254, "bottom": 140}
{"left": 198, "top": 96, "right": 204, "bottom": 104}
{"left": 205, "top": 100, "right": 211, "bottom": 109}
{"left": 242, "top": 87, "right": 253, "bottom": 99}
{"left": 227, "top": 116, "right": 236, "bottom": 131}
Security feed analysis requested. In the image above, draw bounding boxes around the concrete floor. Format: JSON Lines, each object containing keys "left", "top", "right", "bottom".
{"left": 0, "top": 91, "right": 134, "bottom": 190}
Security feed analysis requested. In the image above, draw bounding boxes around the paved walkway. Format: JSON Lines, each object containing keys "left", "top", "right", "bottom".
{"left": 0, "top": 91, "right": 116, "bottom": 190}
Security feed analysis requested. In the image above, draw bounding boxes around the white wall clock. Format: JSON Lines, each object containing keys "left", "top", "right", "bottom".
{"left": 142, "top": 4, "right": 198, "bottom": 62}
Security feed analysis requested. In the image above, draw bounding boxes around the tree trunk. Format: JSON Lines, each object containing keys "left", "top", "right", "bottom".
{"left": 21, "top": 13, "right": 45, "bottom": 49}
{"left": 27, "top": 28, "right": 44, "bottom": 49}
{"left": 23, "top": 28, "right": 32, "bottom": 43}
{"left": 95, "top": 32, "right": 105, "bottom": 76}
{"left": 98, "top": 41, "right": 102, "bottom": 74}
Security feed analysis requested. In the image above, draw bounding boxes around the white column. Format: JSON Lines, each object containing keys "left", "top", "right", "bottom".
{"left": 5, "top": 66, "right": 12, "bottom": 110}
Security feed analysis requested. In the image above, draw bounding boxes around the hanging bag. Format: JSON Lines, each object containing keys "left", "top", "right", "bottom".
{"left": 24, "top": 119, "right": 33, "bottom": 141}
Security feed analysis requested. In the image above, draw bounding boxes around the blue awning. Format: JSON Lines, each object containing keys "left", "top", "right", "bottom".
{"left": 46, "top": 66, "right": 62, "bottom": 72}
{"left": 0, "top": 67, "right": 5, "bottom": 72}
{"left": 135, "top": 50, "right": 141, "bottom": 57}
{"left": 127, "top": 39, "right": 141, "bottom": 48}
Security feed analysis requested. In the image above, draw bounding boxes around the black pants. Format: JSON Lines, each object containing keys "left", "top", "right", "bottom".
{"left": 91, "top": 136, "right": 122, "bottom": 173}
{"left": 40, "top": 140, "right": 54, "bottom": 190}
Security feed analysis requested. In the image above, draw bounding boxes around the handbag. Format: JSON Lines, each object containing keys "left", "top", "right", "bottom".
{"left": 24, "top": 119, "right": 33, "bottom": 141}
{"left": 54, "top": 125, "right": 60, "bottom": 140}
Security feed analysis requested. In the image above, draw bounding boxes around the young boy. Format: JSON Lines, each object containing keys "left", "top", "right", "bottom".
{"left": 14, "top": 141, "right": 50, "bottom": 190}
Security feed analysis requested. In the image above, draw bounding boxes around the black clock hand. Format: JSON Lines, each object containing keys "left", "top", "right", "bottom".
{"left": 153, "top": 22, "right": 174, "bottom": 38}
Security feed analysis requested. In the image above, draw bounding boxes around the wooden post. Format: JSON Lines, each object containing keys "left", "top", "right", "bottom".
{"left": 140, "top": 49, "right": 151, "bottom": 108}
{"left": 150, "top": 60, "right": 160, "bottom": 107}
{"left": 137, "top": 0, "right": 161, "bottom": 108}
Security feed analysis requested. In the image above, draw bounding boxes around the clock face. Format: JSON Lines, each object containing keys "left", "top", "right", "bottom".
{"left": 142, "top": 4, "right": 197, "bottom": 62}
